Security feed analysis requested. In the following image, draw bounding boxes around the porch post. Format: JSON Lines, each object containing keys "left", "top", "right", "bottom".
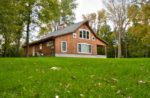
{"left": 105, "top": 46, "right": 107, "bottom": 58}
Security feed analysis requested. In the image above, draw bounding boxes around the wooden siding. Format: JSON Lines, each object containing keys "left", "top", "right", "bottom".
{"left": 25, "top": 23, "right": 107, "bottom": 56}
{"left": 54, "top": 24, "right": 106, "bottom": 55}
{"left": 26, "top": 40, "right": 54, "bottom": 56}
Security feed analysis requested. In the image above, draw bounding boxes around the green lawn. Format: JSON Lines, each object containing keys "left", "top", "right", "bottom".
{"left": 0, "top": 58, "right": 150, "bottom": 98}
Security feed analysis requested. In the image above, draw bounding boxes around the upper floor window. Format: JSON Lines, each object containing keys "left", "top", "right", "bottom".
{"left": 61, "top": 41, "right": 67, "bottom": 52}
{"left": 79, "top": 29, "right": 90, "bottom": 39}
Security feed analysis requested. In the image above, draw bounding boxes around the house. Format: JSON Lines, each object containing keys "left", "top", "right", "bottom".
{"left": 23, "top": 20, "right": 108, "bottom": 58}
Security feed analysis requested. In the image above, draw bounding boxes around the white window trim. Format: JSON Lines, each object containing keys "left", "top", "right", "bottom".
{"left": 61, "top": 41, "right": 67, "bottom": 53}
{"left": 79, "top": 29, "right": 90, "bottom": 40}
{"left": 77, "top": 43, "right": 92, "bottom": 54}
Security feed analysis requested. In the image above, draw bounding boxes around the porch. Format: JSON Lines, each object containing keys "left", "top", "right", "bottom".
{"left": 97, "top": 45, "right": 107, "bottom": 57}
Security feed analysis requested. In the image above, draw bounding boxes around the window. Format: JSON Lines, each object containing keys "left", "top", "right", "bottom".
{"left": 61, "top": 41, "right": 67, "bottom": 52}
{"left": 79, "top": 29, "right": 90, "bottom": 39}
{"left": 78, "top": 43, "right": 92, "bottom": 54}
{"left": 87, "top": 31, "right": 89, "bottom": 39}
{"left": 80, "top": 31, "right": 82, "bottom": 38}
{"left": 39, "top": 44, "right": 42, "bottom": 50}
{"left": 92, "top": 36, "right": 96, "bottom": 41}
{"left": 73, "top": 33, "right": 77, "bottom": 38}
{"left": 47, "top": 41, "right": 53, "bottom": 47}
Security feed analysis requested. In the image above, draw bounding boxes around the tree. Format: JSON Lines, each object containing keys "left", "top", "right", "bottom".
{"left": 97, "top": 9, "right": 107, "bottom": 33}
{"left": 127, "top": 24, "right": 149, "bottom": 57}
{"left": 21, "top": 0, "right": 61, "bottom": 57}
{"left": 82, "top": 13, "right": 97, "bottom": 30}
{"left": 60, "top": 0, "right": 77, "bottom": 24}
{"left": 82, "top": 10, "right": 115, "bottom": 57}
{"left": 39, "top": 0, "right": 77, "bottom": 36}
{"left": 127, "top": 0, "right": 150, "bottom": 57}
{"left": 98, "top": 24, "right": 115, "bottom": 57}
{"left": 0, "top": 0, "right": 24, "bottom": 57}
{"left": 103, "top": 0, "right": 130, "bottom": 58}
{"left": 21, "top": 0, "right": 38, "bottom": 57}
{"left": 0, "top": 0, "right": 62, "bottom": 57}
{"left": 38, "top": 0, "right": 60, "bottom": 36}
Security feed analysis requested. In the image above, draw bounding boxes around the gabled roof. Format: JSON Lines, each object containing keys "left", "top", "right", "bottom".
{"left": 23, "top": 20, "right": 108, "bottom": 47}
{"left": 43, "top": 20, "right": 88, "bottom": 38}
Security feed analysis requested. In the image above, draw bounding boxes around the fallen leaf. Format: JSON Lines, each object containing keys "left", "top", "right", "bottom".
{"left": 138, "top": 80, "right": 147, "bottom": 84}
{"left": 80, "top": 94, "right": 84, "bottom": 97}
{"left": 50, "top": 67, "right": 61, "bottom": 71}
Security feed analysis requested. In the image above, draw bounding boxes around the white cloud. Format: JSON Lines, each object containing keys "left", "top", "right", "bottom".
{"left": 75, "top": 0, "right": 104, "bottom": 22}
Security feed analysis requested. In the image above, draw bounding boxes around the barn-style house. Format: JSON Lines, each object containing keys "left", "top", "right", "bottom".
{"left": 23, "top": 20, "right": 108, "bottom": 58}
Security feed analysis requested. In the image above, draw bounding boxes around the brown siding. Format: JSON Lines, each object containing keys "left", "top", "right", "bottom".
{"left": 55, "top": 24, "right": 106, "bottom": 55}
{"left": 25, "top": 24, "right": 107, "bottom": 56}
{"left": 26, "top": 40, "right": 54, "bottom": 56}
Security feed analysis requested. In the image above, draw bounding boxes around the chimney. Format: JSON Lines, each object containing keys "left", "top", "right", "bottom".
{"left": 57, "top": 23, "right": 67, "bottom": 30}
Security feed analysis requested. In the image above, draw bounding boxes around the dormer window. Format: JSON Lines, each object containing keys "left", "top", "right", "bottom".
{"left": 79, "top": 29, "right": 90, "bottom": 39}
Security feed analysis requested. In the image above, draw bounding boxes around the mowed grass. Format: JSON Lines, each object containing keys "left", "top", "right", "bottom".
{"left": 0, "top": 58, "right": 150, "bottom": 98}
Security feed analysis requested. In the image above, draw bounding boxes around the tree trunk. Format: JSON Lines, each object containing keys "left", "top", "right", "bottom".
{"left": 15, "top": 34, "right": 21, "bottom": 57}
{"left": 25, "top": 21, "right": 30, "bottom": 57}
{"left": 125, "top": 41, "right": 128, "bottom": 58}
{"left": 118, "top": 31, "right": 122, "bottom": 58}
{"left": 25, "top": 5, "right": 31, "bottom": 57}
{"left": 3, "top": 34, "right": 8, "bottom": 57}
{"left": 118, "top": 43, "right": 122, "bottom": 58}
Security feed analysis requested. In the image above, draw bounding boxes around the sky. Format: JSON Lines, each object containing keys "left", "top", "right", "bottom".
{"left": 74, "top": 0, "right": 104, "bottom": 22}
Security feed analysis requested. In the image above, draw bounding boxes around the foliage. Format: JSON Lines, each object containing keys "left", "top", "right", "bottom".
{"left": 60, "top": 0, "right": 77, "bottom": 24}
{"left": 84, "top": 0, "right": 150, "bottom": 58}
{"left": 0, "top": 0, "right": 150, "bottom": 57}
{"left": 103, "top": 0, "right": 130, "bottom": 58}
{"left": 82, "top": 9, "right": 107, "bottom": 32}
{"left": 39, "top": 0, "right": 77, "bottom": 36}
{"left": 98, "top": 24, "right": 115, "bottom": 57}
{"left": 0, "top": 0, "right": 77, "bottom": 57}
{"left": 0, "top": 0, "right": 25, "bottom": 57}
{"left": 82, "top": 10, "right": 115, "bottom": 58}
{"left": 127, "top": 0, "right": 150, "bottom": 57}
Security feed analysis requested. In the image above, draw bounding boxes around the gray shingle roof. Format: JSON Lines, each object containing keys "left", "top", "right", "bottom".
{"left": 42, "top": 20, "right": 88, "bottom": 39}
{"left": 23, "top": 20, "right": 108, "bottom": 47}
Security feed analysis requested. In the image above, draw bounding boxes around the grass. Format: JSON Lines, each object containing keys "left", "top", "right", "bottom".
{"left": 0, "top": 57, "right": 150, "bottom": 98}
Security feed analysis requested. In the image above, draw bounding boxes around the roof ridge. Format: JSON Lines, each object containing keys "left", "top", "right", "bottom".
{"left": 42, "top": 20, "right": 88, "bottom": 39}
{"left": 48, "top": 20, "right": 88, "bottom": 34}
{"left": 23, "top": 20, "right": 108, "bottom": 47}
